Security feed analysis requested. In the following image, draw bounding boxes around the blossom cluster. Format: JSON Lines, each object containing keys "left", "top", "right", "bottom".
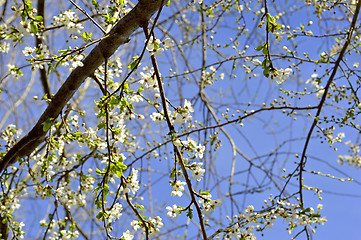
{"left": 338, "top": 140, "right": 361, "bottom": 168}
{"left": 145, "top": 36, "right": 173, "bottom": 56}
{"left": 199, "top": 193, "right": 222, "bottom": 214}
{"left": 1, "top": 124, "right": 23, "bottom": 148}
{"left": 271, "top": 68, "right": 292, "bottom": 84}
{"left": 170, "top": 180, "right": 186, "bottom": 197}
{"left": 0, "top": 184, "right": 26, "bottom": 239}
{"left": 150, "top": 99, "right": 195, "bottom": 126}
{"left": 131, "top": 216, "right": 164, "bottom": 237}
{"left": 174, "top": 137, "right": 206, "bottom": 159}
{"left": 53, "top": 10, "right": 84, "bottom": 34}
{"left": 139, "top": 67, "right": 159, "bottom": 92}
{"left": 106, "top": 203, "right": 123, "bottom": 223}
{"left": 321, "top": 126, "right": 345, "bottom": 145}
{"left": 93, "top": 58, "right": 123, "bottom": 83}
{"left": 305, "top": 73, "right": 325, "bottom": 98}
{"left": 40, "top": 219, "right": 79, "bottom": 240}
{"left": 221, "top": 198, "right": 326, "bottom": 239}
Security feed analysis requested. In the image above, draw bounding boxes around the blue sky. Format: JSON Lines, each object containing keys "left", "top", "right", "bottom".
{"left": 1, "top": 0, "right": 361, "bottom": 239}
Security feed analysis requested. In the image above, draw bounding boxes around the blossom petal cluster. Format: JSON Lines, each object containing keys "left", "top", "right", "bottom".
{"left": 273, "top": 68, "right": 292, "bottom": 84}
{"left": 170, "top": 180, "right": 186, "bottom": 197}
{"left": 53, "top": 10, "right": 84, "bottom": 33}
{"left": 146, "top": 37, "right": 173, "bottom": 56}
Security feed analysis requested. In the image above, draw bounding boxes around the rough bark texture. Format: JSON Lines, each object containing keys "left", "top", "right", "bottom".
{"left": 0, "top": 0, "right": 166, "bottom": 173}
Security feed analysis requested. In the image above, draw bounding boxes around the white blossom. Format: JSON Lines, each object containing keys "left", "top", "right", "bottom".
{"left": 274, "top": 68, "right": 292, "bottom": 84}
{"left": 0, "top": 41, "right": 10, "bottom": 53}
{"left": 106, "top": 203, "right": 123, "bottom": 223}
{"left": 53, "top": 10, "right": 84, "bottom": 33}
{"left": 166, "top": 204, "right": 179, "bottom": 219}
{"left": 194, "top": 144, "right": 206, "bottom": 159}
{"left": 22, "top": 46, "right": 35, "bottom": 56}
{"left": 126, "top": 168, "right": 140, "bottom": 194}
{"left": 191, "top": 162, "right": 205, "bottom": 181}
{"left": 146, "top": 36, "right": 164, "bottom": 56}
{"left": 150, "top": 112, "right": 164, "bottom": 123}
{"left": 163, "top": 38, "right": 173, "bottom": 49}
{"left": 171, "top": 180, "right": 186, "bottom": 197}
{"left": 122, "top": 230, "right": 134, "bottom": 240}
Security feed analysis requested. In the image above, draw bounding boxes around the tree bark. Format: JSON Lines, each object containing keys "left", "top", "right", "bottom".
{"left": 0, "top": 0, "right": 167, "bottom": 173}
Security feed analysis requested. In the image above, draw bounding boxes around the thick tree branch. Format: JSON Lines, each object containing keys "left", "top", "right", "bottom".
{"left": 0, "top": 0, "right": 167, "bottom": 174}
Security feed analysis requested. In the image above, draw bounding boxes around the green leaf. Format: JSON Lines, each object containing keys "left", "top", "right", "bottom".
{"left": 275, "top": 23, "right": 282, "bottom": 30}
{"left": 34, "top": 16, "right": 43, "bottom": 22}
{"left": 42, "top": 118, "right": 54, "bottom": 132}
{"left": 118, "top": 162, "right": 127, "bottom": 170}
{"left": 96, "top": 211, "right": 104, "bottom": 220}
{"left": 170, "top": 167, "right": 176, "bottom": 178}
{"left": 263, "top": 68, "right": 270, "bottom": 77}
{"left": 30, "top": 21, "right": 38, "bottom": 34}
{"left": 97, "top": 122, "right": 106, "bottom": 130}
{"left": 255, "top": 45, "right": 264, "bottom": 51}
{"left": 266, "top": 13, "right": 275, "bottom": 23}
{"left": 135, "top": 203, "right": 144, "bottom": 210}
{"left": 128, "top": 56, "right": 140, "bottom": 70}
{"left": 92, "top": 0, "right": 99, "bottom": 8}
{"left": 199, "top": 189, "right": 211, "bottom": 195}
{"left": 81, "top": 31, "right": 93, "bottom": 42}
{"left": 262, "top": 46, "right": 268, "bottom": 55}
{"left": 186, "top": 209, "right": 193, "bottom": 219}
{"left": 167, "top": 129, "right": 176, "bottom": 141}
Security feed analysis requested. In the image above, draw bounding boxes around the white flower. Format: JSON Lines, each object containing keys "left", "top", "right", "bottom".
{"left": 191, "top": 162, "right": 205, "bottom": 181}
{"left": 236, "top": 4, "right": 244, "bottom": 12}
{"left": 311, "top": 73, "right": 318, "bottom": 79}
{"left": 199, "top": 193, "right": 222, "bottom": 213}
{"left": 127, "top": 168, "right": 140, "bottom": 194}
{"left": 163, "top": 38, "right": 173, "bottom": 49}
{"left": 53, "top": 10, "right": 84, "bottom": 33}
{"left": 173, "top": 138, "right": 182, "bottom": 146}
{"left": 106, "top": 203, "right": 123, "bottom": 223}
{"left": 353, "top": 62, "right": 359, "bottom": 68}
{"left": 0, "top": 41, "right": 10, "bottom": 53}
{"left": 184, "top": 99, "right": 194, "bottom": 113}
{"left": 18, "top": 21, "right": 31, "bottom": 37}
{"left": 171, "top": 180, "right": 186, "bottom": 197}
{"left": 181, "top": 137, "right": 196, "bottom": 148}
{"left": 71, "top": 54, "right": 84, "bottom": 68}
{"left": 139, "top": 68, "right": 158, "bottom": 90}
{"left": 70, "top": 115, "right": 79, "bottom": 127}
{"left": 150, "top": 112, "right": 164, "bottom": 123}
{"left": 194, "top": 144, "right": 206, "bottom": 159}
{"left": 22, "top": 46, "right": 35, "bottom": 56}
{"left": 131, "top": 220, "right": 141, "bottom": 231}
{"left": 146, "top": 36, "right": 164, "bottom": 56}
{"left": 128, "top": 95, "right": 143, "bottom": 103}
{"left": 122, "top": 230, "right": 134, "bottom": 240}
{"left": 170, "top": 99, "right": 194, "bottom": 125}
{"left": 274, "top": 68, "right": 292, "bottom": 84}
{"left": 7, "top": 64, "right": 23, "bottom": 78}
{"left": 166, "top": 204, "right": 179, "bottom": 219}
{"left": 245, "top": 205, "right": 254, "bottom": 213}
